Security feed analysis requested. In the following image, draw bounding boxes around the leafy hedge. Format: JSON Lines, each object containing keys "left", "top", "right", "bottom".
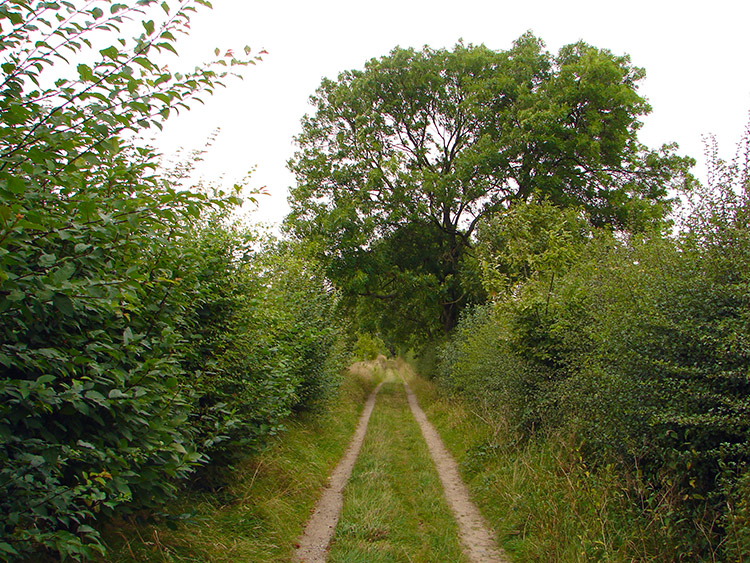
{"left": 188, "top": 237, "right": 348, "bottom": 471}
{"left": 437, "top": 138, "right": 750, "bottom": 558}
{"left": 166, "top": 225, "right": 348, "bottom": 478}
{"left": 0, "top": 2, "right": 346, "bottom": 559}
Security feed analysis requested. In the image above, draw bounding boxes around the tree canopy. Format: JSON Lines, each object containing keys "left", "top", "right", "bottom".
{"left": 285, "top": 33, "right": 693, "bottom": 342}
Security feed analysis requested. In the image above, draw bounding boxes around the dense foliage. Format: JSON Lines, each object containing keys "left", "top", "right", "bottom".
{"left": 0, "top": 2, "right": 345, "bottom": 559}
{"left": 2, "top": 2, "right": 746, "bottom": 559}
{"left": 436, "top": 129, "right": 750, "bottom": 558}
{"left": 170, "top": 226, "right": 348, "bottom": 477}
{"left": 286, "top": 34, "right": 693, "bottom": 343}
{"left": 287, "top": 35, "right": 750, "bottom": 556}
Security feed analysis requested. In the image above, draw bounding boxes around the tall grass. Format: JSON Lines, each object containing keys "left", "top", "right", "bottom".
{"left": 97, "top": 366, "right": 379, "bottom": 562}
{"left": 408, "top": 374, "right": 678, "bottom": 562}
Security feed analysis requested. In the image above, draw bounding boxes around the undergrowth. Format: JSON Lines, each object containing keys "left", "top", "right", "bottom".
{"left": 408, "top": 372, "right": 682, "bottom": 562}
{"left": 95, "top": 365, "right": 379, "bottom": 562}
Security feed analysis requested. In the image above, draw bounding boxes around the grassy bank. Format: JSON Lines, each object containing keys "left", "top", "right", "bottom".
{"left": 328, "top": 372, "right": 468, "bottom": 563}
{"left": 97, "top": 365, "right": 380, "bottom": 562}
{"left": 407, "top": 371, "right": 669, "bottom": 562}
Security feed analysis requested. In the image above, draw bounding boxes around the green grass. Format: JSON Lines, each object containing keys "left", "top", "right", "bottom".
{"left": 97, "top": 366, "right": 380, "bottom": 562}
{"left": 328, "top": 374, "right": 469, "bottom": 563}
{"left": 407, "top": 372, "right": 669, "bottom": 562}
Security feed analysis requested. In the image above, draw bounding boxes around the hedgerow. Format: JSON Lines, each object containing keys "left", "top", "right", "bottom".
{"left": 438, "top": 130, "right": 750, "bottom": 558}
{"left": 0, "top": 2, "right": 346, "bottom": 559}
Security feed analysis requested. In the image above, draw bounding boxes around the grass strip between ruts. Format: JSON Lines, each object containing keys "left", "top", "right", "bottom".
{"left": 327, "top": 374, "right": 469, "bottom": 563}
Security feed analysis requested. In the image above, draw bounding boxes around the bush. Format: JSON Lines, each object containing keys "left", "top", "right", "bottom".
{"left": 178, "top": 235, "right": 348, "bottom": 481}
{"left": 352, "top": 332, "right": 387, "bottom": 361}
{"left": 439, "top": 143, "right": 750, "bottom": 556}
{"left": 0, "top": 136, "right": 221, "bottom": 558}
{"left": 437, "top": 304, "right": 528, "bottom": 427}
{"left": 0, "top": 1, "right": 339, "bottom": 558}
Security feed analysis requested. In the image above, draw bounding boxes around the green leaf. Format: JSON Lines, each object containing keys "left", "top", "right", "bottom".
{"left": 39, "top": 254, "right": 57, "bottom": 268}
{"left": 6, "top": 176, "right": 25, "bottom": 194}
{"left": 7, "top": 290, "right": 24, "bottom": 302}
{"left": 0, "top": 542, "right": 19, "bottom": 556}
{"left": 77, "top": 63, "right": 93, "bottom": 81}
{"left": 99, "top": 45, "right": 119, "bottom": 59}
{"left": 52, "top": 262, "right": 76, "bottom": 285}
{"left": 133, "top": 56, "right": 154, "bottom": 70}
{"left": 53, "top": 294, "right": 75, "bottom": 316}
{"left": 158, "top": 41, "right": 178, "bottom": 56}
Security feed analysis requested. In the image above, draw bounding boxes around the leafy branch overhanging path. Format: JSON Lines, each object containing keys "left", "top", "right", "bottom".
{"left": 294, "top": 359, "right": 509, "bottom": 563}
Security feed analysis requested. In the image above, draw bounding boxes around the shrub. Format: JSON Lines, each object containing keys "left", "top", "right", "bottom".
{"left": 180, "top": 237, "right": 348, "bottom": 479}
{"left": 352, "top": 332, "right": 387, "bottom": 361}
{"left": 0, "top": 1, "right": 255, "bottom": 557}
{"left": 439, "top": 137, "right": 750, "bottom": 555}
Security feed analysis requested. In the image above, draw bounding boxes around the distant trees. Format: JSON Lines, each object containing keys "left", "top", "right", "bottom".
{"left": 286, "top": 33, "right": 693, "bottom": 343}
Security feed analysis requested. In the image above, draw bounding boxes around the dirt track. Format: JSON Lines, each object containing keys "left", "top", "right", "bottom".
{"left": 293, "top": 381, "right": 383, "bottom": 563}
{"left": 403, "top": 379, "right": 508, "bottom": 563}
{"left": 294, "top": 359, "right": 507, "bottom": 563}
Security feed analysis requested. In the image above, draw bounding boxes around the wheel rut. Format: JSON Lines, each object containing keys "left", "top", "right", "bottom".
{"left": 294, "top": 360, "right": 508, "bottom": 562}
{"left": 293, "top": 381, "right": 383, "bottom": 563}
{"left": 403, "top": 380, "right": 509, "bottom": 563}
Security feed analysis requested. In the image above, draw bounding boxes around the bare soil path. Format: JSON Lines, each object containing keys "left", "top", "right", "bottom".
{"left": 403, "top": 379, "right": 509, "bottom": 563}
{"left": 294, "top": 359, "right": 508, "bottom": 562}
{"left": 293, "top": 381, "right": 383, "bottom": 563}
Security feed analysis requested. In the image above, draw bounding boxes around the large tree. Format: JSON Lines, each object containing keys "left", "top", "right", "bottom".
{"left": 286, "top": 33, "right": 692, "bottom": 342}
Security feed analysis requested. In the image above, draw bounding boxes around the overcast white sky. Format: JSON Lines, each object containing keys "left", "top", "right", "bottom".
{"left": 153, "top": 0, "right": 750, "bottom": 226}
